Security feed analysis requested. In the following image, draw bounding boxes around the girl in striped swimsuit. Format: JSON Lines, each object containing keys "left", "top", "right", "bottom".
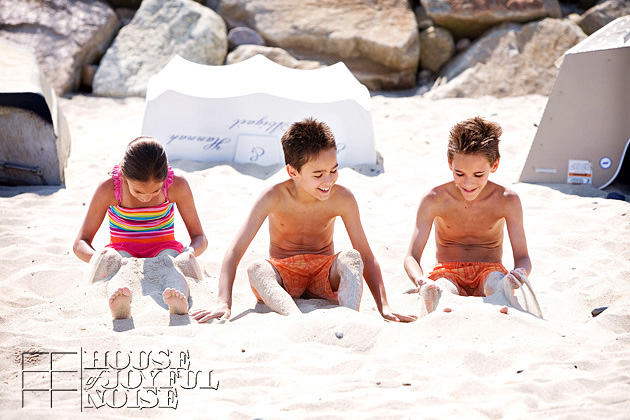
{"left": 73, "top": 137, "right": 208, "bottom": 319}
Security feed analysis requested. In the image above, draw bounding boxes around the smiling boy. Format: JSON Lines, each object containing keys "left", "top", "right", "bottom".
{"left": 404, "top": 116, "right": 532, "bottom": 313}
{"left": 191, "top": 118, "right": 416, "bottom": 322}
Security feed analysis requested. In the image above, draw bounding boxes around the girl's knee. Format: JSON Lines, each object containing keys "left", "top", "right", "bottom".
{"left": 157, "top": 248, "right": 180, "bottom": 258}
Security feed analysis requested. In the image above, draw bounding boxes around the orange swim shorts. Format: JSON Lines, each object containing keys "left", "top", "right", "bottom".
{"left": 427, "top": 262, "right": 508, "bottom": 297}
{"left": 251, "top": 253, "right": 339, "bottom": 302}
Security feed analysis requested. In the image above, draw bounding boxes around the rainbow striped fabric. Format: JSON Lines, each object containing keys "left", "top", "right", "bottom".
{"left": 108, "top": 202, "right": 177, "bottom": 244}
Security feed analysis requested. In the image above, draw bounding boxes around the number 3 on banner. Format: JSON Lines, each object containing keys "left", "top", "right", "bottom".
{"left": 250, "top": 147, "right": 265, "bottom": 162}
{"left": 234, "top": 134, "right": 282, "bottom": 166}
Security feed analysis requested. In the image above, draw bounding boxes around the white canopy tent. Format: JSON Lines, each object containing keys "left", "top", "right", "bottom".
{"left": 519, "top": 16, "right": 630, "bottom": 189}
{"left": 141, "top": 55, "right": 376, "bottom": 167}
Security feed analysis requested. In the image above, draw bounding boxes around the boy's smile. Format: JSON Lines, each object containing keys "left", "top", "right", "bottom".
{"left": 449, "top": 152, "right": 499, "bottom": 201}
{"left": 288, "top": 148, "right": 339, "bottom": 201}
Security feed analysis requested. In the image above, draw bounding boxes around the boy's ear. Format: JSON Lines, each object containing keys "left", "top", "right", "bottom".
{"left": 490, "top": 157, "right": 500, "bottom": 173}
{"left": 286, "top": 164, "right": 299, "bottom": 179}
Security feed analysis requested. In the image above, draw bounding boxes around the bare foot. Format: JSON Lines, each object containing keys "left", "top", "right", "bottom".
{"left": 500, "top": 306, "right": 509, "bottom": 314}
{"left": 163, "top": 288, "right": 189, "bottom": 315}
{"left": 109, "top": 287, "right": 131, "bottom": 319}
{"left": 420, "top": 283, "right": 441, "bottom": 314}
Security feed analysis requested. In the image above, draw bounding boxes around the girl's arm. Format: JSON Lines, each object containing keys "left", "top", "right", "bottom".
{"left": 73, "top": 179, "right": 116, "bottom": 263}
{"left": 169, "top": 174, "right": 208, "bottom": 257}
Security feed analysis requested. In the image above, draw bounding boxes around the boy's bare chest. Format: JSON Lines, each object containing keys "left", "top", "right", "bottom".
{"left": 437, "top": 204, "right": 504, "bottom": 237}
{"left": 271, "top": 202, "right": 337, "bottom": 232}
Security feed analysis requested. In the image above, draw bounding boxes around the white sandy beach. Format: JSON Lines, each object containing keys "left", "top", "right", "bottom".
{"left": 0, "top": 93, "right": 629, "bottom": 419}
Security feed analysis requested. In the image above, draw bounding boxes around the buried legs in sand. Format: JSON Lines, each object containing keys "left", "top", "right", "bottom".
{"left": 159, "top": 249, "right": 200, "bottom": 315}
{"left": 154, "top": 248, "right": 207, "bottom": 315}
{"left": 248, "top": 260, "right": 301, "bottom": 316}
{"left": 419, "top": 270, "right": 524, "bottom": 315}
{"left": 484, "top": 269, "right": 525, "bottom": 296}
{"left": 328, "top": 249, "right": 364, "bottom": 311}
{"left": 247, "top": 250, "right": 364, "bottom": 316}
{"left": 89, "top": 248, "right": 202, "bottom": 319}
{"left": 88, "top": 248, "right": 130, "bottom": 319}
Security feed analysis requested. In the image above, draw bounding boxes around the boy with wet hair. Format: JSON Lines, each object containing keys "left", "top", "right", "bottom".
{"left": 191, "top": 117, "right": 416, "bottom": 322}
{"left": 404, "top": 116, "right": 532, "bottom": 313}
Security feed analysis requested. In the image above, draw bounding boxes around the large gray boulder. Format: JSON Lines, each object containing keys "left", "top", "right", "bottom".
{"left": 219, "top": 0, "right": 420, "bottom": 90}
{"left": 578, "top": 0, "right": 630, "bottom": 35}
{"left": 428, "top": 18, "right": 587, "bottom": 99}
{"left": 0, "top": 0, "right": 119, "bottom": 96}
{"left": 0, "top": 39, "right": 71, "bottom": 186}
{"left": 93, "top": 0, "right": 228, "bottom": 97}
{"left": 421, "top": 0, "right": 562, "bottom": 39}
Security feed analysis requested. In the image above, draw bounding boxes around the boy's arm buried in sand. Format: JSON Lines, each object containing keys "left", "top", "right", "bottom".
{"left": 404, "top": 192, "right": 436, "bottom": 289}
{"left": 190, "top": 189, "right": 275, "bottom": 323}
{"left": 340, "top": 189, "right": 417, "bottom": 323}
{"left": 73, "top": 179, "right": 116, "bottom": 263}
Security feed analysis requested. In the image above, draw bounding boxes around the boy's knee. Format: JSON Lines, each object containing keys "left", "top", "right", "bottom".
{"left": 338, "top": 249, "right": 363, "bottom": 270}
{"left": 483, "top": 271, "right": 506, "bottom": 296}
{"left": 247, "top": 259, "right": 270, "bottom": 279}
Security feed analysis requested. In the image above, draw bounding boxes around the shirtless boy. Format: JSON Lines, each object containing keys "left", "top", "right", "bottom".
{"left": 404, "top": 116, "right": 532, "bottom": 313}
{"left": 190, "top": 118, "right": 416, "bottom": 323}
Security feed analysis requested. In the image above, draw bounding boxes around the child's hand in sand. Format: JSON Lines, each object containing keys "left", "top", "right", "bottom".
{"left": 403, "top": 278, "right": 426, "bottom": 294}
{"left": 189, "top": 302, "right": 231, "bottom": 323}
{"left": 505, "top": 268, "right": 528, "bottom": 290}
{"left": 380, "top": 304, "right": 418, "bottom": 323}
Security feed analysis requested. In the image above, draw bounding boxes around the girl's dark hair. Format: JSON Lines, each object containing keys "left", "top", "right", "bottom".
{"left": 120, "top": 137, "right": 168, "bottom": 182}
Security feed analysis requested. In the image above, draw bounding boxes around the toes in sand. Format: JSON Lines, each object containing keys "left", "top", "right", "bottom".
{"left": 163, "top": 288, "right": 189, "bottom": 315}
{"left": 420, "top": 283, "right": 442, "bottom": 314}
{"left": 109, "top": 287, "right": 131, "bottom": 319}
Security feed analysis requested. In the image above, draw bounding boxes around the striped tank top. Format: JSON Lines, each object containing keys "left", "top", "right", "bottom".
{"left": 107, "top": 165, "right": 183, "bottom": 255}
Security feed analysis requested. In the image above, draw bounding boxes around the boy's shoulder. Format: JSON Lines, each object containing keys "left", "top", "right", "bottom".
{"left": 265, "top": 180, "right": 355, "bottom": 200}
{"left": 331, "top": 183, "right": 354, "bottom": 198}
{"left": 487, "top": 181, "right": 521, "bottom": 202}
{"left": 424, "top": 181, "right": 456, "bottom": 202}
{"left": 258, "top": 181, "right": 357, "bottom": 217}
{"left": 420, "top": 181, "right": 521, "bottom": 211}
{"left": 257, "top": 179, "right": 296, "bottom": 208}
{"left": 265, "top": 179, "right": 293, "bottom": 197}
